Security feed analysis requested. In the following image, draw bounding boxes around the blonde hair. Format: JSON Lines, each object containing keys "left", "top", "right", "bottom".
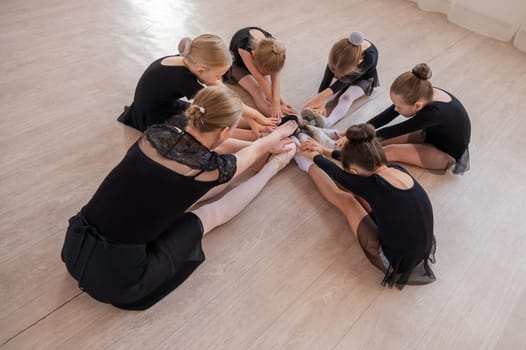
{"left": 391, "top": 63, "right": 433, "bottom": 105}
{"left": 341, "top": 123, "right": 386, "bottom": 172}
{"left": 178, "top": 34, "right": 232, "bottom": 68}
{"left": 328, "top": 38, "right": 363, "bottom": 79}
{"left": 185, "top": 86, "right": 243, "bottom": 132}
{"left": 254, "top": 38, "right": 286, "bottom": 74}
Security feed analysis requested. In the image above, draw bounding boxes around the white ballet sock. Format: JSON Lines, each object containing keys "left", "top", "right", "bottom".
{"left": 325, "top": 86, "right": 365, "bottom": 128}
{"left": 294, "top": 154, "right": 314, "bottom": 172}
{"left": 296, "top": 132, "right": 311, "bottom": 143}
{"left": 193, "top": 147, "right": 295, "bottom": 235}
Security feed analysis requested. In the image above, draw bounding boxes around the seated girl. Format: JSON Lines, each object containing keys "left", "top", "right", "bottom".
{"left": 226, "top": 26, "right": 297, "bottom": 119}
{"left": 364, "top": 63, "right": 471, "bottom": 174}
{"left": 118, "top": 34, "right": 274, "bottom": 138}
{"left": 295, "top": 123, "right": 436, "bottom": 289}
{"left": 302, "top": 31, "right": 379, "bottom": 128}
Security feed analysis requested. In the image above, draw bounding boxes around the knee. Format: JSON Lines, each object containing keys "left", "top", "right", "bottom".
{"left": 438, "top": 152, "right": 456, "bottom": 171}
{"left": 338, "top": 93, "right": 354, "bottom": 104}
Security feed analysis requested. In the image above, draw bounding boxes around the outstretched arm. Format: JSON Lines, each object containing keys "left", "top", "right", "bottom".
{"left": 374, "top": 106, "right": 442, "bottom": 140}
{"left": 304, "top": 88, "right": 334, "bottom": 110}
{"left": 269, "top": 72, "right": 282, "bottom": 118}
{"left": 367, "top": 105, "right": 399, "bottom": 129}
{"left": 238, "top": 48, "right": 273, "bottom": 100}
{"left": 233, "top": 121, "right": 296, "bottom": 177}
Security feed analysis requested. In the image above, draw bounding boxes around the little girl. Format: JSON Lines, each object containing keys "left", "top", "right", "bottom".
{"left": 366, "top": 63, "right": 471, "bottom": 174}
{"left": 226, "top": 27, "right": 297, "bottom": 119}
{"left": 295, "top": 124, "right": 436, "bottom": 289}
{"left": 303, "top": 31, "right": 379, "bottom": 128}
{"left": 118, "top": 34, "right": 274, "bottom": 136}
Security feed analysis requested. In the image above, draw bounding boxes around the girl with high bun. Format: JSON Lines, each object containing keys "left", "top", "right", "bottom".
{"left": 295, "top": 123, "right": 436, "bottom": 289}
{"left": 302, "top": 31, "right": 379, "bottom": 128}
{"left": 226, "top": 27, "right": 297, "bottom": 119}
{"left": 118, "top": 34, "right": 274, "bottom": 137}
{"left": 366, "top": 63, "right": 471, "bottom": 174}
{"left": 63, "top": 86, "right": 297, "bottom": 310}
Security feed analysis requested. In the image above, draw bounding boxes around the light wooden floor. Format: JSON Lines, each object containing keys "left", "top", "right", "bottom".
{"left": 1, "top": 0, "right": 526, "bottom": 349}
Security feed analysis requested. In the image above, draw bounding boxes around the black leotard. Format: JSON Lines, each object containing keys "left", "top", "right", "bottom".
{"left": 117, "top": 56, "right": 204, "bottom": 131}
{"left": 229, "top": 27, "right": 273, "bottom": 70}
{"left": 318, "top": 40, "right": 379, "bottom": 96}
{"left": 314, "top": 155, "right": 435, "bottom": 288}
{"left": 62, "top": 122, "right": 236, "bottom": 309}
{"left": 368, "top": 88, "right": 471, "bottom": 161}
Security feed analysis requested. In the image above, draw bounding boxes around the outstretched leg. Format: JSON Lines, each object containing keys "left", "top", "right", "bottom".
{"left": 324, "top": 86, "right": 365, "bottom": 128}
{"left": 384, "top": 143, "right": 455, "bottom": 172}
{"left": 307, "top": 164, "right": 386, "bottom": 272}
{"left": 380, "top": 130, "right": 424, "bottom": 146}
{"left": 192, "top": 145, "right": 296, "bottom": 235}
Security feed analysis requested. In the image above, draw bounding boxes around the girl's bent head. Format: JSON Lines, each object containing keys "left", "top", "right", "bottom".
{"left": 328, "top": 33, "right": 364, "bottom": 79}
{"left": 341, "top": 123, "right": 386, "bottom": 172}
{"left": 178, "top": 34, "right": 232, "bottom": 69}
{"left": 391, "top": 63, "right": 433, "bottom": 106}
{"left": 185, "top": 86, "right": 243, "bottom": 132}
{"left": 254, "top": 38, "right": 286, "bottom": 74}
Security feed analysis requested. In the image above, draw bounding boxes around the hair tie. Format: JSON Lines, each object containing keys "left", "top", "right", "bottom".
{"left": 348, "top": 31, "right": 364, "bottom": 46}
{"left": 272, "top": 40, "right": 286, "bottom": 54}
{"left": 178, "top": 37, "right": 192, "bottom": 56}
{"left": 412, "top": 67, "right": 432, "bottom": 80}
{"left": 198, "top": 106, "right": 205, "bottom": 114}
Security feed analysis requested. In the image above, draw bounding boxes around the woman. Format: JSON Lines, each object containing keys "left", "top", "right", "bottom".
{"left": 296, "top": 123, "right": 436, "bottom": 288}
{"left": 365, "top": 63, "right": 471, "bottom": 174}
{"left": 63, "top": 86, "right": 297, "bottom": 310}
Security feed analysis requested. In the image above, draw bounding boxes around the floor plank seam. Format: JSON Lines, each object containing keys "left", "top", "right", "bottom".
{"left": 331, "top": 285, "right": 384, "bottom": 350}
{"left": 0, "top": 291, "right": 84, "bottom": 348}
{"left": 245, "top": 245, "right": 350, "bottom": 349}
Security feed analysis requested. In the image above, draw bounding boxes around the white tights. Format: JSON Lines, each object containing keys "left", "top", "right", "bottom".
{"left": 192, "top": 147, "right": 294, "bottom": 235}
{"left": 324, "top": 85, "right": 365, "bottom": 128}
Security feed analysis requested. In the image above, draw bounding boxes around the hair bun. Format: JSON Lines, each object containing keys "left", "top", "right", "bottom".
{"left": 345, "top": 123, "right": 375, "bottom": 143}
{"left": 186, "top": 104, "right": 205, "bottom": 122}
{"left": 412, "top": 63, "right": 432, "bottom": 80}
{"left": 272, "top": 39, "right": 286, "bottom": 54}
{"left": 348, "top": 31, "right": 364, "bottom": 46}
{"left": 178, "top": 37, "right": 192, "bottom": 56}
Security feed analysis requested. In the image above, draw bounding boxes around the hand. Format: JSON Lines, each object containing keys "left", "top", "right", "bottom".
{"left": 270, "top": 100, "right": 283, "bottom": 119}
{"left": 300, "top": 139, "right": 327, "bottom": 156}
{"left": 246, "top": 109, "right": 279, "bottom": 126}
{"left": 246, "top": 117, "right": 278, "bottom": 137}
{"left": 304, "top": 97, "right": 326, "bottom": 113}
{"left": 298, "top": 148, "right": 319, "bottom": 160}
{"left": 269, "top": 137, "right": 296, "bottom": 154}
{"left": 335, "top": 135, "right": 347, "bottom": 149}
{"left": 280, "top": 102, "right": 297, "bottom": 115}
{"left": 271, "top": 120, "right": 297, "bottom": 139}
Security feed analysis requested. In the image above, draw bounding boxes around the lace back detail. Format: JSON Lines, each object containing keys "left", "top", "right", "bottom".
{"left": 143, "top": 124, "right": 236, "bottom": 184}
